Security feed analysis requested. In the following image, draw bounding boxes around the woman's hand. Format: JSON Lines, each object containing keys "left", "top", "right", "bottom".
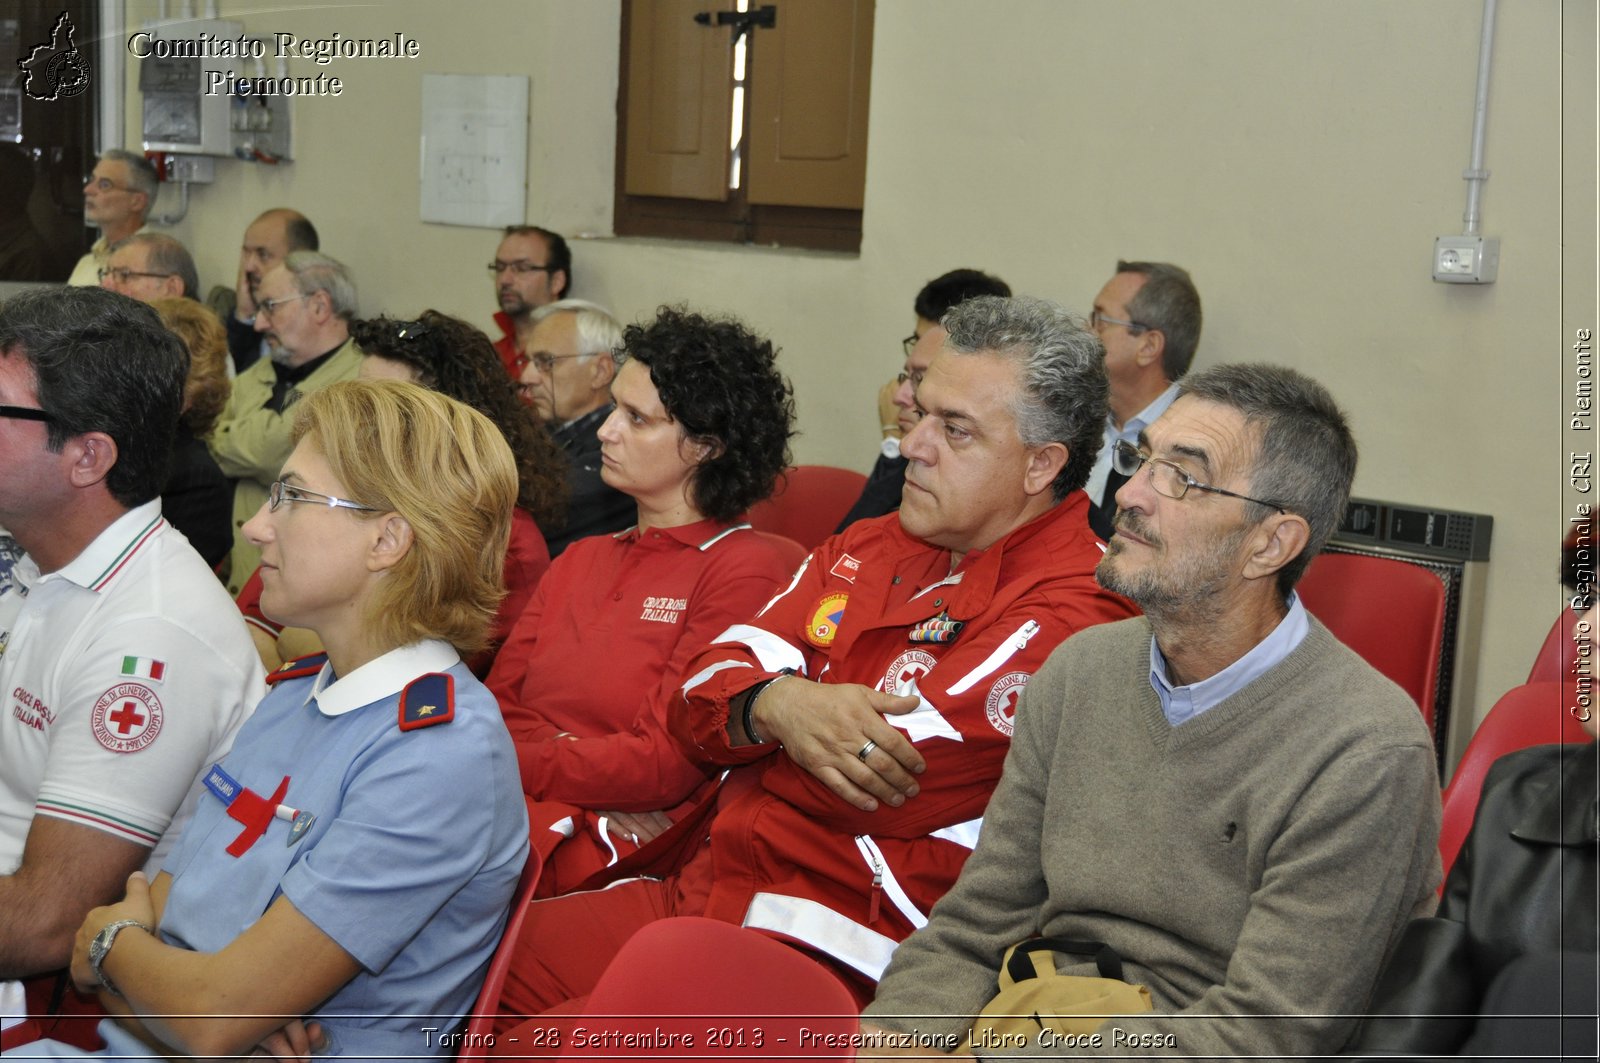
{"left": 252, "top": 1019, "right": 328, "bottom": 1061}
{"left": 602, "top": 809, "right": 674, "bottom": 846}
{"left": 70, "top": 870, "right": 157, "bottom": 993}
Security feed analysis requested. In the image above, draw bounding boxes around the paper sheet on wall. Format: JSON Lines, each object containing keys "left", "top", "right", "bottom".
{"left": 419, "top": 74, "right": 528, "bottom": 228}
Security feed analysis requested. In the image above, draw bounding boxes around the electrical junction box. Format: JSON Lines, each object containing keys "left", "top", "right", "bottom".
{"left": 1432, "top": 235, "right": 1500, "bottom": 284}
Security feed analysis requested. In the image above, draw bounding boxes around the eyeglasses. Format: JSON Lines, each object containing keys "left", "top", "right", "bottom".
{"left": 895, "top": 368, "right": 925, "bottom": 389}
{"left": 267, "top": 481, "right": 381, "bottom": 514}
{"left": 901, "top": 333, "right": 920, "bottom": 357}
{"left": 514, "top": 351, "right": 585, "bottom": 375}
{"left": 1111, "top": 440, "right": 1287, "bottom": 514}
{"left": 0, "top": 405, "right": 55, "bottom": 423}
{"left": 84, "top": 176, "right": 133, "bottom": 193}
{"left": 488, "top": 260, "right": 557, "bottom": 276}
{"left": 1089, "top": 310, "right": 1151, "bottom": 334}
{"left": 98, "top": 267, "right": 174, "bottom": 285}
{"left": 256, "top": 293, "right": 308, "bottom": 319}
{"left": 393, "top": 320, "right": 429, "bottom": 342}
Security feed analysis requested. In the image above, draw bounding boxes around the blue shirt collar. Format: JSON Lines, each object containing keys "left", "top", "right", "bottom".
{"left": 1149, "top": 593, "right": 1310, "bottom": 726}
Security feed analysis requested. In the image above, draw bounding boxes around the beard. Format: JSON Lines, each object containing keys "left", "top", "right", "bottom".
{"left": 265, "top": 338, "right": 295, "bottom": 366}
{"left": 1096, "top": 511, "right": 1248, "bottom": 615}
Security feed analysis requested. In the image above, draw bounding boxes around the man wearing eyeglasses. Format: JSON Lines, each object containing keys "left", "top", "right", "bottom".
{"left": 863, "top": 364, "right": 1440, "bottom": 1060}
{"left": 65, "top": 151, "right": 158, "bottom": 288}
{"left": 0, "top": 288, "right": 263, "bottom": 1004}
{"left": 489, "top": 225, "right": 572, "bottom": 377}
{"left": 98, "top": 233, "right": 197, "bottom": 303}
{"left": 516, "top": 299, "right": 633, "bottom": 556}
{"left": 209, "top": 252, "right": 362, "bottom": 594}
{"left": 1083, "top": 260, "right": 1203, "bottom": 541}
{"left": 835, "top": 269, "right": 1011, "bottom": 532}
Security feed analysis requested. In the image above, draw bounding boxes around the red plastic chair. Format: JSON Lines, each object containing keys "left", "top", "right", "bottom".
{"left": 747, "top": 466, "right": 867, "bottom": 551}
{"left": 751, "top": 530, "right": 808, "bottom": 574}
{"left": 459, "top": 837, "right": 544, "bottom": 1060}
{"left": 1297, "top": 552, "right": 1447, "bottom": 728}
{"left": 1437, "top": 681, "right": 1592, "bottom": 878}
{"left": 1527, "top": 610, "right": 1577, "bottom": 682}
{"left": 557, "top": 917, "right": 860, "bottom": 1063}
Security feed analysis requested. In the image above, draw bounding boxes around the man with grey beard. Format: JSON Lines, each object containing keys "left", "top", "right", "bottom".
{"left": 208, "top": 251, "right": 361, "bottom": 593}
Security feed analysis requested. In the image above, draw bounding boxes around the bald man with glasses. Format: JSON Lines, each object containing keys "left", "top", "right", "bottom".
{"left": 1083, "top": 260, "right": 1204, "bottom": 540}
{"left": 66, "top": 151, "right": 158, "bottom": 287}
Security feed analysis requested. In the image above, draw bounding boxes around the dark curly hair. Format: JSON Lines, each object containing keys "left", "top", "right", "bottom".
{"left": 350, "top": 310, "right": 568, "bottom": 528}
{"left": 621, "top": 307, "right": 794, "bottom": 523}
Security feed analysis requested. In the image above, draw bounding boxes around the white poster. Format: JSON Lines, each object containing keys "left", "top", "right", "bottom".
{"left": 419, "top": 73, "right": 527, "bottom": 228}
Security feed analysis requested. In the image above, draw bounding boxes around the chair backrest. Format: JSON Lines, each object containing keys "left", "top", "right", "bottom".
{"left": 1296, "top": 552, "right": 1447, "bottom": 728}
{"left": 747, "top": 466, "right": 867, "bottom": 551}
{"left": 752, "top": 530, "right": 809, "bottom": 574}
{"left": 1527, "top": 610, "right": 1576, "bottom": 683}
{"left": 1437, "top": 681, "right": 1592, "bottom": 877}
{"left": 560, "top": 917, "right": 860, "bottom": 1062}
{"left": 459, "top": 830, "right": 544, "bottom": 1060}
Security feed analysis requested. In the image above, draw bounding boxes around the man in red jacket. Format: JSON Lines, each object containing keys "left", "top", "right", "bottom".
{"left": 494, "top": 296, "right": 1138, "bottom": 1026}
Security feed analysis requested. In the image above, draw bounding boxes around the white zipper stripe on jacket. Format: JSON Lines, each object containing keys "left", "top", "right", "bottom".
{"left": 855, "top": 835, "right": 929, "bottom": 929}
{"left": 756, "top": 555, "right": 813, "bottom": 617}
{"left": 944, "top": 618, "right": 1041, "bottom": 695}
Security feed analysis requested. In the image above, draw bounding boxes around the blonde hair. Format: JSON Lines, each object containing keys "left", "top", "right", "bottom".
{"left": 151, "top": 297, "right": 231, "bottom": 438}
{"left": 292, "top": 380, "right": 516, "bottom": 656}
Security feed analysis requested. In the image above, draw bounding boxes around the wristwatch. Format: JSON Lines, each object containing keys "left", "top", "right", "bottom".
{"left": 88, "top": 918, "right": 151, "bottom": 997}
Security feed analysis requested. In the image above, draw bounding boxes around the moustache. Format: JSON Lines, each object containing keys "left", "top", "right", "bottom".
{"left": 1113, "top": 511, "right": 1160, "bottom": 547}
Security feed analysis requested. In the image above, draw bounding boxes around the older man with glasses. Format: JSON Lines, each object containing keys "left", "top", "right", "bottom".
{"left": 488, "top": 225, "right": 571, "bottom": 377}
{"left": 863, "top": 363, "right": 1441, "bottom": 1060}
{"left": 97, "top": 233, "right": 198, "bottom": 303}
{"left": 208, "top": 252, "right": 362, "bottom": 593}
{"left": 1083, "top": 260, "right": 1204, "bottom": 540}
{"left": 66, "top": 151, "right": 158, "bottom": 287}
{"left": 515, "top": 299, "right": 633, "bottom": 556}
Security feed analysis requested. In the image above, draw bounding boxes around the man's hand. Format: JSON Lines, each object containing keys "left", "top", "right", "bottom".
{"left": 754, "top": 680, "right": 923, "bottom": 811}
{"left": 252, "top": 1018, "right": 328, "bottom": 1061}
{"left": 602, "top": 809, "right": 674, "bottom": 846}
{"left": 235, "top": 258, "right": 258, "bottom": 321}
{"left": 70, "top": 870, "right": 157, "bottom": 993}
{"left": 877, "top": 380, "right": 902, "bottom": 440}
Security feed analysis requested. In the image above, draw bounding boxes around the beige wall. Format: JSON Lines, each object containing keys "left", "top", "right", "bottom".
{"left": 123, "top": 0, "right": 1596, "bottom": 727}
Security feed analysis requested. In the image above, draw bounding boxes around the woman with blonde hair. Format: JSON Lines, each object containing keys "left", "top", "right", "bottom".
{"left": 151, "top": 297, "right": 232, "bottom": 570}
{"left": 38, "top": 380, "right": 529, "bottom": 1060}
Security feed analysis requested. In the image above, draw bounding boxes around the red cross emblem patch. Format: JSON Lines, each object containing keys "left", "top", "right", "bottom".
{"left": 91, "top": 683, "right": 164, "bottom": 753}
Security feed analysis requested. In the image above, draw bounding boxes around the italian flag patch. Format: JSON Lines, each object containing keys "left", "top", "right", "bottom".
{"left": 120, "top": 656, "right": 166, "bottom": 682}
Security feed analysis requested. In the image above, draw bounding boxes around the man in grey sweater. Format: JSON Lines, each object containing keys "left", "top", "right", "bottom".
{"left": 862, "top": 363, "right": 1441, "bottom": 1058}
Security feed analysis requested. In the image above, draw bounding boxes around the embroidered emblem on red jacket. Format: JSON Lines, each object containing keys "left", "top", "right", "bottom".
{"left": 805, "top": 592, "right": 850, "bottom": 648}
{"left": 985, "top": 671, "right": 1031, "bottom": 737}
{"left": 881, "top": 649, "right": 937, "bottom": 695}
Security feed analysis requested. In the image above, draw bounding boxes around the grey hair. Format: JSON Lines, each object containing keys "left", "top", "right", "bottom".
{"left": 941, "top": 295, "right": 1109, "bottom": 501}
{"left": 1178, "top": 363, "right": 1356, "bottom": 595}
{"left": 531, "top": 298, "right": 624, "bottom": 364}
{"left": 283, "top": 250, "right": 358, "bottom": 321}
{"left": 1117, "top": 260, "right": 1202, "bottom": 381}
{"left": 114, "top": 232, "right": 198, "bottom": 299}
{"left": 101, "top": 149, "right": 158, "bottom": 208}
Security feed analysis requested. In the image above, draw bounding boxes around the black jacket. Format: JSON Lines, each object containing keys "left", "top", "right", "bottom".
{"left": 1346, "top": 741, "right": 1599, "bottom": 1054}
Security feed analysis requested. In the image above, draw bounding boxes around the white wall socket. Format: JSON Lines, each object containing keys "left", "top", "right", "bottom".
{"left": 1432, "top": 235, "right": 1499, "bottom": 284}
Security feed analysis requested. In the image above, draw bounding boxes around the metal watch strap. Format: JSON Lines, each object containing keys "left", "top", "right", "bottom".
{"left": 91, "top": 918, "right": 151, "bottom": 997}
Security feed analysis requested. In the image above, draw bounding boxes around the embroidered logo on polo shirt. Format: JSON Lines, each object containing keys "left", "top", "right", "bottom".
{"left": 10, "top": 686, "right": 55, "bottom": 732}
{"left": 91, "top": 683, "right": 164, "bottom": 753}
{"left": 640, "top": 596, "right": 688, "bottom": 624}
{"left": 881, "top": 649, "right": 937, "bottom": 695}
{"left": 985, "top": 671, "right": 1030, "bottom": 737}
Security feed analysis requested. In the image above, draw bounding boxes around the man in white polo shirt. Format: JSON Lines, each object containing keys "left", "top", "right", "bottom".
{"left": 0, "top": 288, "right": 264, "bottom": 1003}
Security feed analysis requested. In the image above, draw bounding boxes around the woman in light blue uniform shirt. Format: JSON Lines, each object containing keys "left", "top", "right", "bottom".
{"left": 37, "top": 380, "right": 529, "bottom": 1060}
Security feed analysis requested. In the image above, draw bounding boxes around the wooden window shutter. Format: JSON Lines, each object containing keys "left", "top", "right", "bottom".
{"left": 621, "top": 0, "right": 735, "bottom": 202}
{"left": 745, "top": 0, "right": 874, "bottom": 210}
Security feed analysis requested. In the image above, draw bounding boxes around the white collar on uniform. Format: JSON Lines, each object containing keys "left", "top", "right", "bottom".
{"left": 306, "top": 639, "right": 460, "bottom": 717}
{"left": 50, "top": 499, "right": 164, "bottom": 591}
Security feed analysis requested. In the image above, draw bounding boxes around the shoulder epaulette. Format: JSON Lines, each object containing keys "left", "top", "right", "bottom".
{"left": 265, "top": 652, "right": 329, "bottom": 685}
{"left": 399, "top": 672, "right": 455, "bottom": 732}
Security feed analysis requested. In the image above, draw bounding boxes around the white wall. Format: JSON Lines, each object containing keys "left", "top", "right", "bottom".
{"left": 122, "top": 0, "right": 1597, "bottom": 726}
